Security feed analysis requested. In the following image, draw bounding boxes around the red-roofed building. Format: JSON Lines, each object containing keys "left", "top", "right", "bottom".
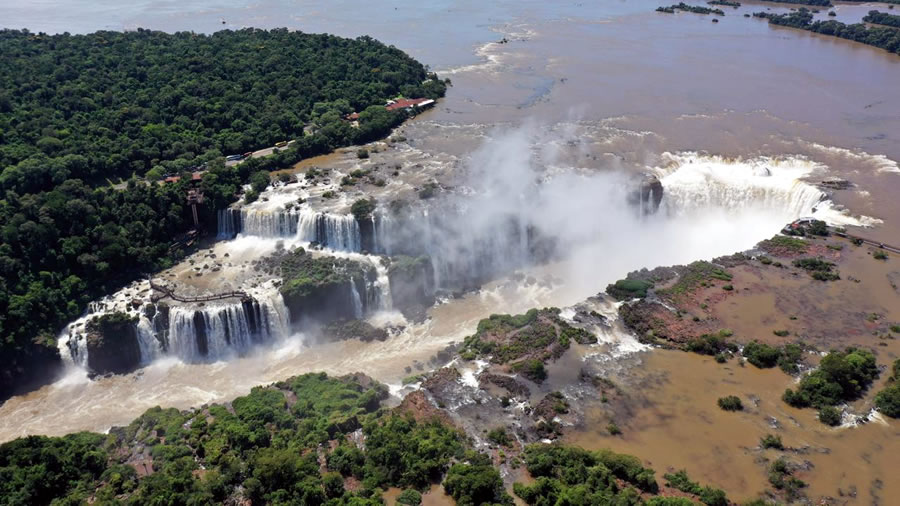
{"left": 385, "top": 98, "right": 434, "bottom": 112}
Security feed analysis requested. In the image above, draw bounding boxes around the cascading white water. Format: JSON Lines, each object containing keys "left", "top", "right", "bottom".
{"left": 657, "top": 153, "right": 864, "bottom": 225}
{"left": 59, "top": 288, "right": 292, "bottom": 370}
{"left": 221, "top": 206, "right": 363, "bottom": 252}
{"left": 165, "top": 294, "right": 289, "bottom": 362}
{"left": 371, "top": 261, "right": 393, "bottom": 311}
{"left": 349, "top": 277, "right": 364, "bottom": 318}
{"left": 136, "top": 315, "right": 162, "bottom": 363}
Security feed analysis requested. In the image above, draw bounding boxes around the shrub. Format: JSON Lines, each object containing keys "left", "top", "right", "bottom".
{"left": 773, "top": 329, "right": 790, "bottom": 337}
{"left": 663, "top": 470, "right": 728, "bottom": 506}
{"left": 792, "top": 258, "right": 839, "bottom": 281}
{"left": 743, "top": 341, "right": 781, "bottom": 368}
{"left": 606, "top": 279, "right": 654, "bottom": 300}
{"left": 487, "top": 427, "right": 512, "bottom": 447}
{"left": 350, "top": 198, "right": 377, "bottom": 221}
{"left": 686, "top": 332, "right": 737, "bottom": 356}
{"left": 818, "top": 406, "right": 841, "bottom": 426}
{"left": 760, "top": 434, "right": 783, "bottom": 450}
{"left": 607, "top": 423, "right": 622, "bottom": 435}
{"left": 443, "top": 453, "right": 513, "bottom": 506}
{"left": 397, "top": 489, "right": 422, "bottom": 506}
{"left": 356, "top": 148, "right": 369, "bottom": 159}
{"left": 874, "top": 384, "right": 900, "bottom": 418}
{"left": 874, "top": 250, "right": 888, "bottom": 260}
{"left": 717, "top": 396, "right": 743, "bottom": 411}
{"left": 778, "top": 343, "right": 804, "bottom": 374}
{"left": 512, "top": 359, "right": 547, "bottom": 383}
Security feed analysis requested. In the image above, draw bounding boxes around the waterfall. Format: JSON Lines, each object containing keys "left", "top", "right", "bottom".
{"left": 371, "top": 261, "right": 392, "bottom": 311}
{"left": 136, "top": 315, "right": 161, "bottom": 363}
{"left": 217, "top": 208, "right": 241, "bottom": 239}
{"left": 350, "top": 277, "right": 364, "bottom": 318}
{"left": 659, "top": 154, "right": 827, "bottom": 222}
{"left": 59, "top": 290, "right": 291, "bottom": 370}
{"left": 166, "top": 296, "right": 288, "bottom": 362}
{"left": 220, "top": 206, "right": 363, "bottom": 252}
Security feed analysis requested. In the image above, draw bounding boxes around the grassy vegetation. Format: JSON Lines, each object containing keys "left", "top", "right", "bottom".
{"left": 760, "top": 235, "right": 809, "bottom": 255}
{"left": 277, "top": 248, "right": 372, "bottom": 298}
{"left": 658, "top": 261, "right": 732, "bottom": 298}
{"left": 460, "top": 308, "right": 594, "bottom": 382}
{"left": 782, "top": 348, "right": 878, "bottom": 409}
{"left": 792, "top": 257, "right": 840, "bottom": 281}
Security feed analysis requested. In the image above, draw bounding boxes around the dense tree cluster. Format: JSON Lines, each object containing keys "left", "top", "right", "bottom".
{"left": 782, "top": 347, "right": 879, "bottom": 408}
{"left": 755, "top": 9, "right": 900, "bottom": 55}
{"left": 742, "top": 341, "right": 804, "bottom": 373}
{"left": 863, "top": 10, "right": 900, "bottom": 28}
{"left": 0, "top": 28, "right": 445, "bottom": 190}
{"left": 656, "top": 3, "right": 726, "bottom": 15}
{"left": 0, "top": 28, "right": 446, "bottom": 400}
{"left": 512, "top": 445, "right": 718, "bottom": 505}
{"left": 0, "top": 373, "right": 466, "bottom": 505}
{"left": 874, "top": 359, "right": 900, "bottom": 418}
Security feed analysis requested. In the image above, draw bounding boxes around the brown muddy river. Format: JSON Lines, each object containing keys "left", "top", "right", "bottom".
{"left": 1, "top": 1, "right": 899, "bottom": 502}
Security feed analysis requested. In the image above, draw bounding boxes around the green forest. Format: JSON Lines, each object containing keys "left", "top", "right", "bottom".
{"left": 863, "top": 10, "right": 900, "bottom": 28}
{"left": 0, "top": 372, "right": 723, "bottom": 506}
{"left": 0, "top": 28, "right": 447, "bottom": 400}
{"left": 754, "top": 9, "right": 900, "bottom": 55}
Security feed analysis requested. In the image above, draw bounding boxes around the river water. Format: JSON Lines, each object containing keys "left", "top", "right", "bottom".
{"left": 1, "top": 1, "right": 899, "bottom": 491}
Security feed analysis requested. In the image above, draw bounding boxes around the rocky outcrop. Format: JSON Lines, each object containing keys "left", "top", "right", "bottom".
{"left": 478, "top": 372, "right": 530, "bottom": 398}
{"left": 388, "top": 255, "right": 435, "bottom": 319}
{"left": 627, "top": 174, "right": 664, "bottom": 215}
{"left": 85, "top": 312, "right": 142, "bottom": 375}
{"left": 267, "top": 247, "right": 376, "bottom": 326}
{"left": 283, "top": 279, "right": 368, "bottom": 326}
{"left": 323, "top": 320, "right": 389, "bottom": 342}
{"left": 0, "top": 340, "right": 62, "bottom": 403}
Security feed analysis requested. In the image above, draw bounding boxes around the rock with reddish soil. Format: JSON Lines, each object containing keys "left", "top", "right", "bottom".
{"left": 396, "top": 390, "right": 454, "bottom": 426}
{"left": 533, "top": 391, "right": 570, "bottom": 422}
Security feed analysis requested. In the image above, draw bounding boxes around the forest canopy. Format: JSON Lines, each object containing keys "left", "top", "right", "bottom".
{"left": 0, "top": 28, "right": 445, "bottom": 193}
{"left": 0, "top": 27, "right": 446, "bottom": 400}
